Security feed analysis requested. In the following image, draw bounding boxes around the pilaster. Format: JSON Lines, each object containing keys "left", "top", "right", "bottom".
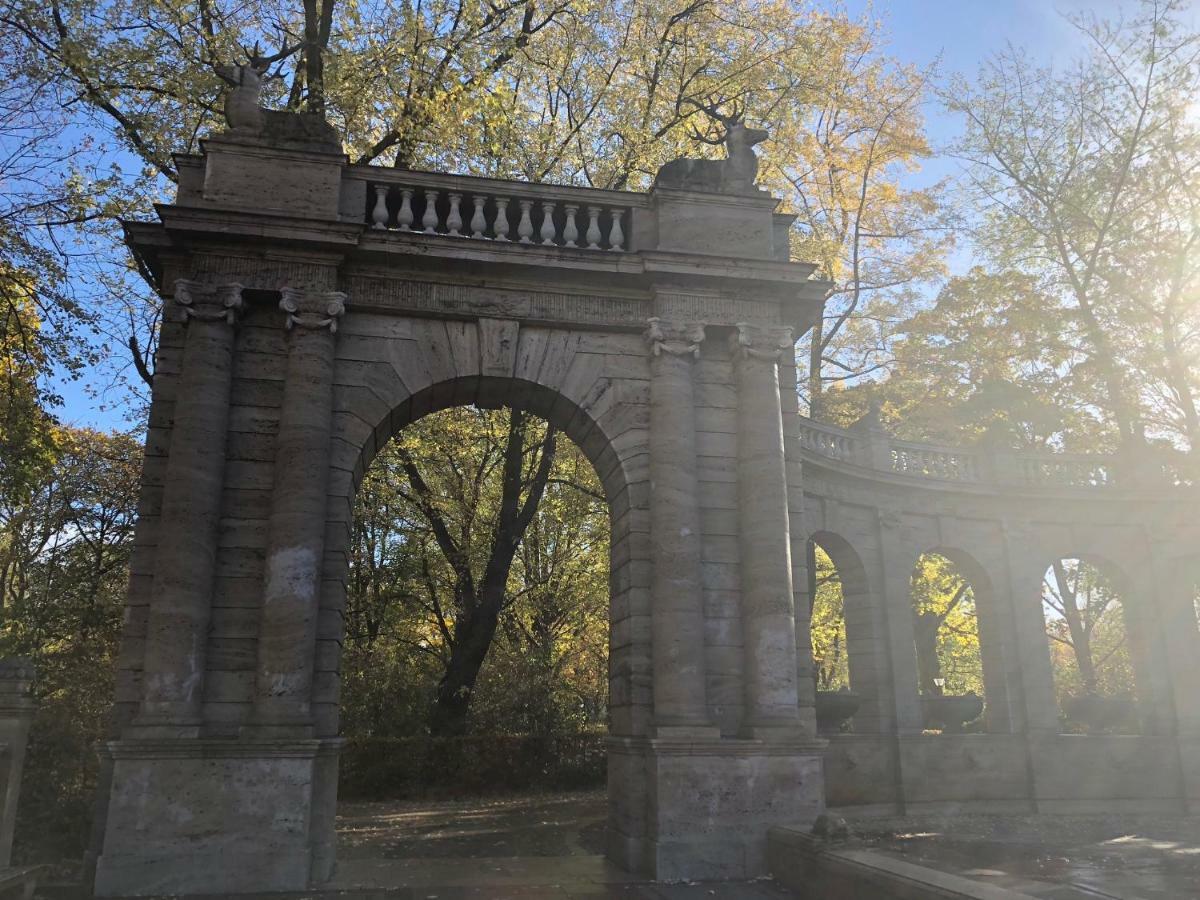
{"left": 132, "top": 280, "right": 243, "bottom": 735}
{"left": 645, "top": 318, "right": 715, "bottom": 734}
{"left": 247, "top": 288, "right": 346, "bottom": 735}
{"left": 730, "top": 323, "right": 804, "bottom": 737}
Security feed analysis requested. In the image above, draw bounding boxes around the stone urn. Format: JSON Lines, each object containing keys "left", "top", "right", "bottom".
{"left": 920, "top": 693, "right": 983, "bottom": 733}
{"left": 815, "top": 690, "right": 861, "bottom": 733}
{"left": 1063, "top": 692, "right": 1136, "bottom": 733}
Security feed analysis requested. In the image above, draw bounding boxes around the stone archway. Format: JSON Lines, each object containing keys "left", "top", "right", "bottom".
{"left": 89, "top": 121, "right": 830, "bottom": 896}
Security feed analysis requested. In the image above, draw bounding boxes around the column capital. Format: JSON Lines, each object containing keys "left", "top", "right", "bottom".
{"left": 645, "top": 317, "right": 705, "bottom": 358}
{"left": 280, "top": 288, "right": 347, "bottom": 332}
{"left": 173, "top": 280, "right": 244, "bottom": 326}
{"left": 729, "top": 322, "right": 793, "bottom": 363}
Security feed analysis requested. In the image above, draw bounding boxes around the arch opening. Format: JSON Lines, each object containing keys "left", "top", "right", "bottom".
{"left": 910, "top": 550, "right": 987, "bottom": 733}
{"left": 1040, "top": 556, "right": 1140, "bottom": 734}
{"left": 329, "top": 378, "right": 627, "bottom": 878}
{"left": 807, "top": 532, "right": 879, "bottom": 734}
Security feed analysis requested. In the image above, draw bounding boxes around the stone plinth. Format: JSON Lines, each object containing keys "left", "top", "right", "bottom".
{"left": 607, "top": 735, "right": 825, "bottom": 879}
{"left": 649, "top": 188, "right": 780, "bottom": 260}
{"left": 93, "top": 738, "right": 341, "bottom": 896}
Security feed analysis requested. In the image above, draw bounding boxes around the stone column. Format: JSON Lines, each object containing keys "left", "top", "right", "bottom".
{"left": 645, "top": 318, "right": 712, "bottom": 732}
{"left": 135, "top": 280, "right": 243, "bottom": 733}
{"left": 730, "top": 323, "right": 803, "bottom": 735}
{"left": 999, "top": 524, "right": 1061, "bottom": 734}
{"left": 249, "top": 288, "right": 346, "bottom": 734}
{"left": 779, "top": 344, "right": 817, "bottom": 733}
{"left": 873, "top": 509, "right": 924, "bottom": 734}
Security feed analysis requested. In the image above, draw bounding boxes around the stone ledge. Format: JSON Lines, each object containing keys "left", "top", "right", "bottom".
{"left": 606, "top": 734, "right": 827, "bottom": 756}
{"left": 104, "top": 736, "right": 343, "bottom": 760}
{"left": 768, "top": 827, "right": 1037, "bottom": 900}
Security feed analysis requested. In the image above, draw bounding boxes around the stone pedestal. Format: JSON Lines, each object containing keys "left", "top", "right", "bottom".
{"left": 607, "top": 735, "right": 825, "bottom": 880}
{"left": 92, "top": 738, "right": 341, "bottom": 896}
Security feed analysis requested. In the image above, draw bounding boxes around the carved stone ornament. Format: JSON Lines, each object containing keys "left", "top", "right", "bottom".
{"left": 645, "top": 317, "right": 705, "bottom": 358}
{"left": 654, "top": 104, "right": 769, "bottom": 195}
{"left": 280, "top": 288, "right": 347, "bottom": 332}
{"left": 214, "top": 62, "right": 268, "bottom": 134}
{"left": 173, "top": 280, "right": 244, "bottom": 326}
{"left": 730, "top": 322, "right": 793, "bottom": 363}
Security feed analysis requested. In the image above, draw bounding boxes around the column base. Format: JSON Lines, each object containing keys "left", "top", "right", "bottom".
{"left": 92, "top": 736, "right": 341, "bottom": 897}
{"left": 607, "top": 733, "right": 825, "bottom": 880}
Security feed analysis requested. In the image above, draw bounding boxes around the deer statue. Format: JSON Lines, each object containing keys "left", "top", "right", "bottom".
{"left": 214, "top": 42, "right": 298, "bottom": 135}
{"left": 654, "top": 100, "right": 769, "bottom": 194}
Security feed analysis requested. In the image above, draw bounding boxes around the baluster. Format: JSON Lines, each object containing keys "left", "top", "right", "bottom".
{"left": 397, "top": 189, "right": 415, "bottom": 230}
{"left": 470, "top": 196, "right": 488, "bottom": 239}
{"left": 563, "top": 204, "right": 579, "bottom": 247}
{"left": 517, "top": 200, "right": 535, "bottom": 243}
{"left": 422, "top": 190, "right": 440, "bottom": 234}
{"left": 447, "top": 193, "right": 463, "bottom": 236}
{"left": 609, "top": 209, "right": 625, "bottom": 251}
{"left": 585, "top": 207, "right": 601, "bottom": 249}
{"left": 540, "top": 201, "right": 557, "bottom": 245}
{"left": 371, "top": 185, "right": 390, "bottom": 229}
{"left": 493, "top": 197, "right": 510, "bottom": 241}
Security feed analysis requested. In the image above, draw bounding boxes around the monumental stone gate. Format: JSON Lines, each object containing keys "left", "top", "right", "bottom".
{"left": 90, "top": 107, "right": 1200, "bottom": 897}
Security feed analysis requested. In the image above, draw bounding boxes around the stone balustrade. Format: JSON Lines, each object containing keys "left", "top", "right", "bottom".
{"left": 1015, "top": 452, "right": 1113, "bottom": 487}
{"left": 889, "top": 439, "right": 981, "bottom": 483}
{"left": 797, "top": 419, "right": 862, "bottom": 464}
{"left": 363, "top": 170, "right": 636, "bottom": 250}
{"left": 797, "top": 417, "right": 1190, "bottom": 490}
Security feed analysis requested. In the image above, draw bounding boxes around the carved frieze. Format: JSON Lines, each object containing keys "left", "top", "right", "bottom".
{"left": 190, "top": 253, "right": 340, "bottom": 292}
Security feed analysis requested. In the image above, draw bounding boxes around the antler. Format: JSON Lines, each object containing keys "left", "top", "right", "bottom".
{"left": 242, "top": 39, "right": 302, "bottom": 69}
{"left": 679, "top": 94, "right": 746, "bottom": 129}
{"left": 686, "top": 122, "right": 726, "bottom": 146}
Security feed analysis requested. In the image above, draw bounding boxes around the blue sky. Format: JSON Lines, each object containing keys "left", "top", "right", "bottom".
{"left": 51, "top": 0, "right": 1188, "bottom": 431}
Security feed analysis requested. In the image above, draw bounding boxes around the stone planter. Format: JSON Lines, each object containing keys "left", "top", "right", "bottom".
{"left": 920, "top": 693, "right": 983, "bottom": 733}
{"left": 1063, "top": 693, "right": 1136, "bottom": 733}
{"left": 815, "top": 691, "right": 861, "bottom": 733}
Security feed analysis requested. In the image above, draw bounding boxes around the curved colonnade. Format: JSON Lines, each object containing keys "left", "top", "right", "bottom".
{"left": 795, "top": 414, "right": 1200, "bottom": 814}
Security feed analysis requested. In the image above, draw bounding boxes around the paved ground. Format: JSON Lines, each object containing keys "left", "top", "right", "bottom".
{"left": 849, "top": 811, "right": 1200, "bottom": 899}
{"left": 326, "top": 791, "right": 793, "bottom": 899}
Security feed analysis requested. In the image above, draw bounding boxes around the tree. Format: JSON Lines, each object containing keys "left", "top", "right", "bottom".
{"left": 344, "top": 405, "right": 608, "bottom": 737}
{"left": 776, "top": 15, "right": 950, "bottom": 420}
{"left": 943, "top": 0, "right": 1200, "bottom": 452}
{"left": 808, "top": 542, "right": 849, "bottom": 691}
{"left": 0, "top": 427, "right": 140, "bottom": 860}
{"left": 910, "top": 553, "right": 983, "bottom": 698}
{"left": 824, "top": 268, "right": 1104, "bottom": 446}
{"left": 1041, "top": 557, "right": 1134, "bottom": 701}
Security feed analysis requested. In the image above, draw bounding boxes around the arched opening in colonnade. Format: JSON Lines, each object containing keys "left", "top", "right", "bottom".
{"left": 806, "top": 532, "right": 881, "bottom": 734}
{"left": 909, "top": 551, "right": 986, "bottom": 733}
{"left": 332, "top": 380, "right": 622, "bottom": 879}
{"left": 1040, "top": 556, "right": 1139, "bottom": 734}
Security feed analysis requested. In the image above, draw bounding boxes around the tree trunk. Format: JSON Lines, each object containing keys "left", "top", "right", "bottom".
{"left": 425, "top": 410, "right": 558, "bottom": 735}
{"left": 1052, "top": 560, "right": 1098, "bottom": 691}
{"left": 808, "top": 320, "right": 825, "bottom": 420}
{"left": 913, "top": 611, "right": 943, "bottom": 695}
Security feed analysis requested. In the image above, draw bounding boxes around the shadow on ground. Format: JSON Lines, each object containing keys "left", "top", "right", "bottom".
{"left": 327, "top": 790, "right": 792, "bottom": 899}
